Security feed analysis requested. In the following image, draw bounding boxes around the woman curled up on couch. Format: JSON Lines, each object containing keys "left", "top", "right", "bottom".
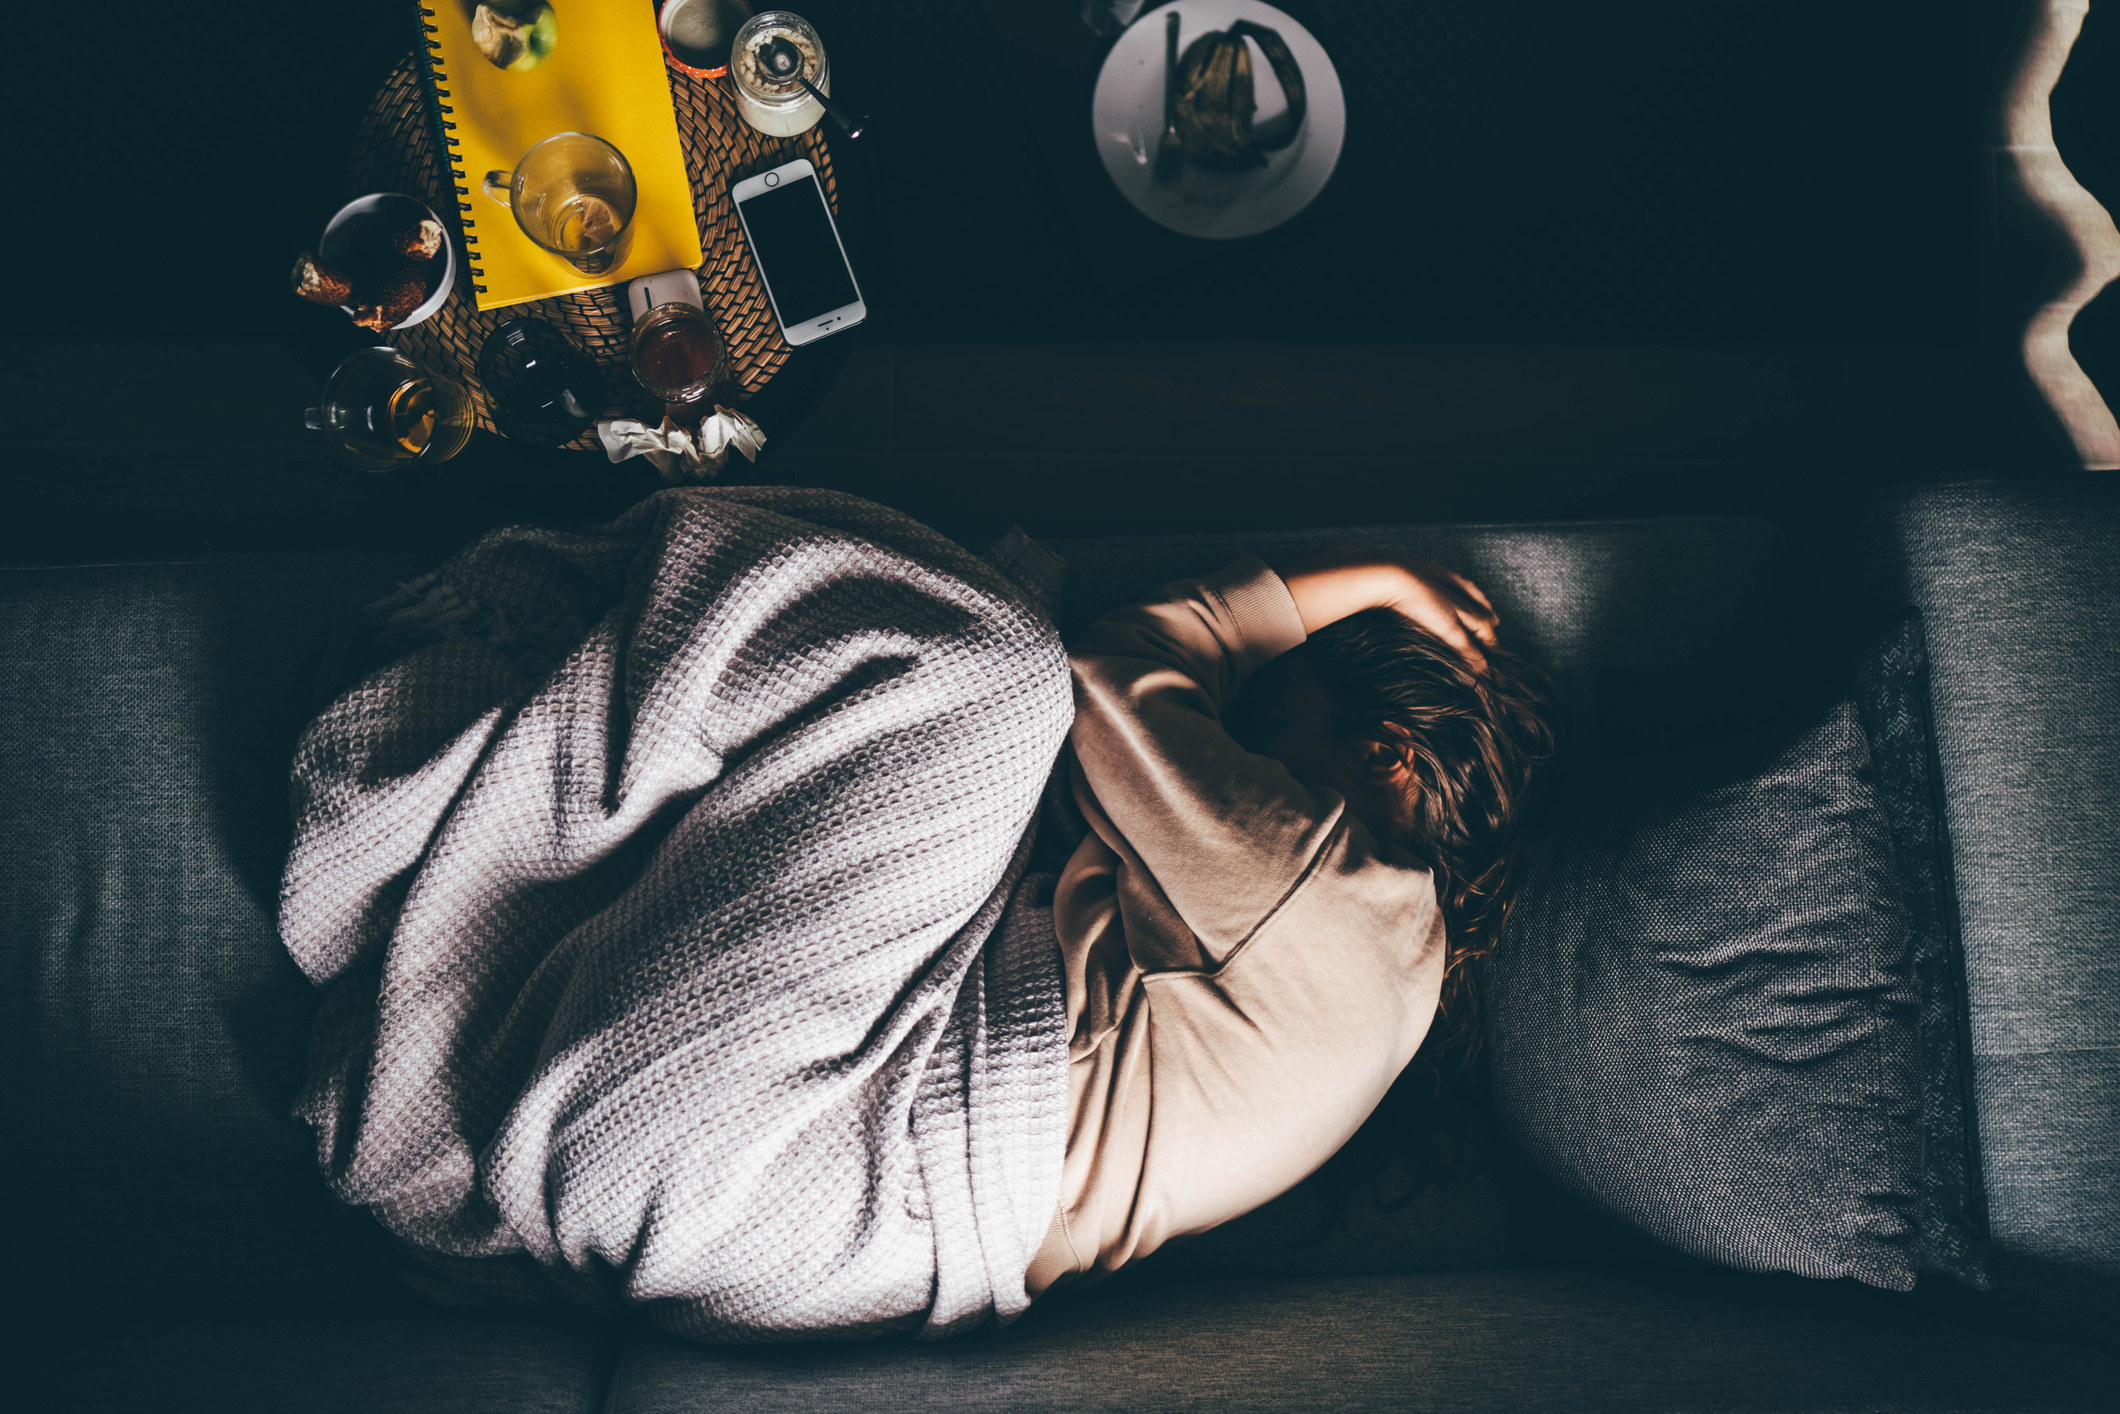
{"left": 278, "top": 488, "right": 1553, "bottom": 1342}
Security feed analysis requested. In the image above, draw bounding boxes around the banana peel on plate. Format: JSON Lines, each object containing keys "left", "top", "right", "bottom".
{"left": 1173, "top": 20, "right": 1309, "bottom": 171}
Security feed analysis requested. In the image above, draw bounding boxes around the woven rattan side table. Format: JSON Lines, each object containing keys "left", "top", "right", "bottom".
{"left": 344, "top": 51, "right": 839, "bottom": 453}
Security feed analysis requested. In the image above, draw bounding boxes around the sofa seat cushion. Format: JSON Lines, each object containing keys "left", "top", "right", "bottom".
{"left": 1131, "top": 1143, "right": 1512, "bottom": 1280}
{"left": 2, "top": 1313, "right": 614, "bottom": 1414}
{"left": 601, "top": 1266, "right": 2117, "bottom": 1413}
{"left": 0, "top": 555, "right": 426, "bottom": 1314}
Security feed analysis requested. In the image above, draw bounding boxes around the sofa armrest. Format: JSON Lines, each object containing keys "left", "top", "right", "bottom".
{"left": 1877, "top": 477, "right": 2120, "bottom": 1338}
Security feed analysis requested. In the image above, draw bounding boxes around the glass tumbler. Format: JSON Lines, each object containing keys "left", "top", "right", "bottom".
{"left": 630, "top": 302, "right": 728, "bottom": 404}
{"left": 304, "top": 347, "right": 475, "bottom": 473}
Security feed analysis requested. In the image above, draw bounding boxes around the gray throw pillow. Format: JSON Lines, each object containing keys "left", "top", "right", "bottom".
{"left": 1488, "top": 697, "right": 1930, "bottom": 1291}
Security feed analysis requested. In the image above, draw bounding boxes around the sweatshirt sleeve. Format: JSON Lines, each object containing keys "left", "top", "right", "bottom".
{"left": 1066, "top": 555, "right": 1348, "bottom": 965}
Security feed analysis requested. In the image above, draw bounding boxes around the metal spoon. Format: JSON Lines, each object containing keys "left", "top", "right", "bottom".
{"left": 1153, "top": 11, "right": 1183, "bottom": 183}
{"left": 757, "top": 36, "right": 868, "bottom": 139}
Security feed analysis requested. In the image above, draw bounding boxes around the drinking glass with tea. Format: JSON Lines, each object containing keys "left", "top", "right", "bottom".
{"left": 483, "top": 133, "right": 638, "bottom": 275}
{"left": 304, "top": 347, "right": 475, "bottom": 473}
{"left": 630, "top": 302, "right": 727, "bottom": 406}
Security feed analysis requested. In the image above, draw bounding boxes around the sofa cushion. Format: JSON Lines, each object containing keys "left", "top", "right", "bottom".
{"left": 599, "top": 1266, "right": 2118, "bottom": 1413}
{"left": 0, "top": 555, "right": 427, "bottom": 1315}
{"left": 2, "top": 1313, "right": 614, "bottom": 1414}
{"left": 1852, "top": 611, "right": 1992, "bottom": 1287}
{"left": 1490, "top": 692, "right": 1932, "bottom": 1290}
{"left": 1876, "top": 478, "right": 2120, "bottom": 1343}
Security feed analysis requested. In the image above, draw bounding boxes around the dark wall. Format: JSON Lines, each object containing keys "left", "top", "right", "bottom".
{"left": 2054, "top": 3, "right": 2120, "bottom": 413}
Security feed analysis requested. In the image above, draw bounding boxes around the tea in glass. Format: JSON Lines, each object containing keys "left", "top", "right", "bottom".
{"left": 483, "top": 133, "right": 638, "bottom": 274}
{"left": 630, "top": 302, "right": 726, "bottom": 404}
{"left": 305, "top": 347, "right": 475, "bottom": 473}
{"left": 382, "top": 378, "right": 465, "bottom": 458}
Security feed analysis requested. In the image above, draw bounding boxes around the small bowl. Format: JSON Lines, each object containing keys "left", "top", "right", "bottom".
{"left": 659, "top": 0, "right": 752, "bottom": 79}
{"left": 318, "top": 192, "right": 456, "bottom": 332}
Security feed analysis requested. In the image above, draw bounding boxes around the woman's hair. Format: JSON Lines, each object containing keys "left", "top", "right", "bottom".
{"left": 1276, "top": 607, "right": 1558, "bottom": 1220}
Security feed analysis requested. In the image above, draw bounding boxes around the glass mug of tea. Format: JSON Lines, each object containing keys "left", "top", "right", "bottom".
{"left": 631, "top": 302, "right": 727, "bottom": 404}
{"left": 304, "top": 347, "right": 475, "bottom": 473}
{"left": 482, "top": 133, "right": 637, "bottom": 275}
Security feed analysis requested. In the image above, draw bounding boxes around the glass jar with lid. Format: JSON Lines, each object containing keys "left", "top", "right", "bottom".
{"left": 729, "top": 11, "right": 830, "bottom": 137}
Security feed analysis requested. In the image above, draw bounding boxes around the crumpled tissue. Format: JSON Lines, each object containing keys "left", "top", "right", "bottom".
{"left": 597, "top": 406, "right": 766, "bottom": 484}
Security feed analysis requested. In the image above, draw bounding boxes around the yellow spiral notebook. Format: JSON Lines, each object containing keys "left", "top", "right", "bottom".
{"left": 419, "top": 0, "right": 704, "bottom": 311}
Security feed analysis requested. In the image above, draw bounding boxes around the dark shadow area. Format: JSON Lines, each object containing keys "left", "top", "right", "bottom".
{"left": 971, "top": 0, "right": 1981, "bottom": 345}
{"left": 2023, "top": 0, "right": 2120, "bottom": 444}
{"left": 2072, "top": 280, "right": 2120, "bottom": 421}
{"left": 2052, "top": 0, "right": 2120, "bottom": 254}
{"left": 2060, "top": 0, "right": 2120, "bottom": 422}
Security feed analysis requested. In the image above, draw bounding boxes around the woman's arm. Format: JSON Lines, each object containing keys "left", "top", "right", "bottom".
{"left": 1275, "top": 544, "right": 1501, "bottom": 671}
{"left": 1066, "top": 557, "right": 1340, "bottom": 962}
{"left": 1066, "top": 548, "right": 1492, "bottom": 964}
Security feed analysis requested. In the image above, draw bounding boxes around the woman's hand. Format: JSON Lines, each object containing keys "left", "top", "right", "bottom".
{"left": 1276, "top": 544, "right": 1500, "bottom": 671}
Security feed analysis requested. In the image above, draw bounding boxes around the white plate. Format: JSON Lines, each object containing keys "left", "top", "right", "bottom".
{"left": 1091, "top": 0, "right": 1344, "bottom": 240}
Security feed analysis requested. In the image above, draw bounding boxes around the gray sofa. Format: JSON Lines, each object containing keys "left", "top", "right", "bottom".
{"left": 2, "top": 479, "right": 2112, "bottom": 1411}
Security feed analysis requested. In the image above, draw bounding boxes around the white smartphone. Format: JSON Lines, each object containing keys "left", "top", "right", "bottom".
{"left": 730, "top": 158, "right": 865, "bottom": 346}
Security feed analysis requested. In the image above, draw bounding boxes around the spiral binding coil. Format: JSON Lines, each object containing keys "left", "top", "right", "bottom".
{"left": 417, "top": 5, "right": 485, "bottom": 294}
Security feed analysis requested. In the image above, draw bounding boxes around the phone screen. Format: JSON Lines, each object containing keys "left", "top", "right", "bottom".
{"left": 739, "top": 175, "right": 858, "bottom": 325}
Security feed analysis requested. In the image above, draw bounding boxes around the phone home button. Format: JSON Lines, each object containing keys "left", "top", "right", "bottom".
{"left": 763, "top": 172, "right": 780, "bottom": 187}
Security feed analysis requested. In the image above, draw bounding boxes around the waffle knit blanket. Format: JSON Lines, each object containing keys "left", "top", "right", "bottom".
{"left": 278, "top": 487, "right": 1075, "bottom": 1342}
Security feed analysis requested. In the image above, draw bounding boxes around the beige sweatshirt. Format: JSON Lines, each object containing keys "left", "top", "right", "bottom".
{"left": 1025, "top": 555, "right": 1448, "bottom": 1293}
